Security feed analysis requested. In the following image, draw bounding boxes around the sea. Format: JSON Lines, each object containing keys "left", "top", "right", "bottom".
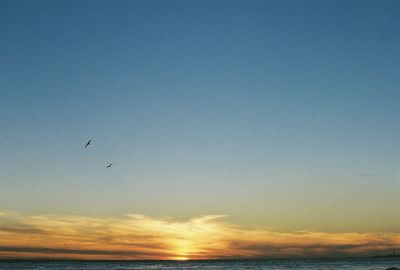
{"left": 0, "top": 258, "right": 399, "bottom": 270}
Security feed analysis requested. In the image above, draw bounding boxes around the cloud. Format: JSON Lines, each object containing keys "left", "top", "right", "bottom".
{"left": 0, "top": 225, "right": 47, "bottom": 234}
{"left": 0, "top": 211, "right": 399, "bottom": 260}
{"left": 0, "top": 246, "right": 161, "bottom": 256}
{"left": 360, "top": 172, "right": 372, "bottom": 178}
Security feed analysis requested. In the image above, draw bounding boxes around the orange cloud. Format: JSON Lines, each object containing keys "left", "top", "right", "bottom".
{"left": 0, "top": 211, "right": 399, "bottom": 260}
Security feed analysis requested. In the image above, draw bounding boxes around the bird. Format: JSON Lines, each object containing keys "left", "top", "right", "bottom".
{"left": 106, "top": 163, "right": 112, "bottom": 169}
{"left": 84, "top": 139, "right": 92, "bottom": 149}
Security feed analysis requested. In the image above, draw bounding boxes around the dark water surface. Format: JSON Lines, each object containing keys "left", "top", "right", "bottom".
{"left": 1, "top": 258, "right": 399, "bottom": 270}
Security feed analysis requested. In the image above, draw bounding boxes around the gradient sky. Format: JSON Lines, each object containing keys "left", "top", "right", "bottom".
{"left": 1, "top": 0, "right": 400, "bottom": 259}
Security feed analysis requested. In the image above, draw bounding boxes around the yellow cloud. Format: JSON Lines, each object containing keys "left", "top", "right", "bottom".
{"left": 0, "top": 211, "right": 399, "bottom": 260}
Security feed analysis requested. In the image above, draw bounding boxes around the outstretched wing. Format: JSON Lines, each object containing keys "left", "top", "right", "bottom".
{"left": 85, "top": 139, "right": 92, "bottom": 148}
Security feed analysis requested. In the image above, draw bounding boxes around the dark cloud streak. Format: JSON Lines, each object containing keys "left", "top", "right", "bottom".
{"left": 0, "top": 226, "right": 47, "bottom": 235}
{"left": 0, "top": 246, "right": 171, "bottom": 257}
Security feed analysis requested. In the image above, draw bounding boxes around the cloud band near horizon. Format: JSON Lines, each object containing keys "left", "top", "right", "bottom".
{"left": 0, "top": 211, "right": 399, "bottom": 260}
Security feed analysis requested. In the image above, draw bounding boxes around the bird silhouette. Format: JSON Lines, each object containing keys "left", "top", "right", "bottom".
{"left": 106, "top": 163, "right": 112, "bottom": 169}
{"left": 84, "top": 139, "right": 92, "bottom": 149}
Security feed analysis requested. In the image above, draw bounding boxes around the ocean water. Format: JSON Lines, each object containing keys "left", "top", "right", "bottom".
{"left": 0, "top": 258, "right": 399, "bottom": 270}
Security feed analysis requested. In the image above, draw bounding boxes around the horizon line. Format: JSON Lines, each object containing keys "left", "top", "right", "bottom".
{"left": 1, "top": 255, "right": 399, "bottom": 262}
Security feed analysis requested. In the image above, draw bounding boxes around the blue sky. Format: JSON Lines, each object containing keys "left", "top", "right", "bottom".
{"left": 0, "top": 0, "right": 399, "bottom": 232}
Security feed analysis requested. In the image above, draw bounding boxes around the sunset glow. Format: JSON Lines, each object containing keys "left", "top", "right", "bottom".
{"left": 1, "top": 211, "right": 399, "bottom": 260}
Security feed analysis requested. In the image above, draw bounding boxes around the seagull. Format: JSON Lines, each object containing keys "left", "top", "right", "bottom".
{"left": 106, "top": 163, "right": 112, "bottom": 169}
{"left": 84, "top": 139, "right": 92, "bottom": 149}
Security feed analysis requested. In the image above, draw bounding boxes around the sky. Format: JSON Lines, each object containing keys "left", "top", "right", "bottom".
{"left": 0, "top": 0, "right": 400, "bottom": 260}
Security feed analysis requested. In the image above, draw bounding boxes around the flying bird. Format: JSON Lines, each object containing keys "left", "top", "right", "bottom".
{"left": 84, "top": 139, "right": 92, "bottom": 149}
{"left": 106, "top": 163, "right": 112, "bottom": 169}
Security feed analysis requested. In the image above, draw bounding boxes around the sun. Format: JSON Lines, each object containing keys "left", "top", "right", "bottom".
{"left": 172, "top": 256, "right": 190, "bottom": 261}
